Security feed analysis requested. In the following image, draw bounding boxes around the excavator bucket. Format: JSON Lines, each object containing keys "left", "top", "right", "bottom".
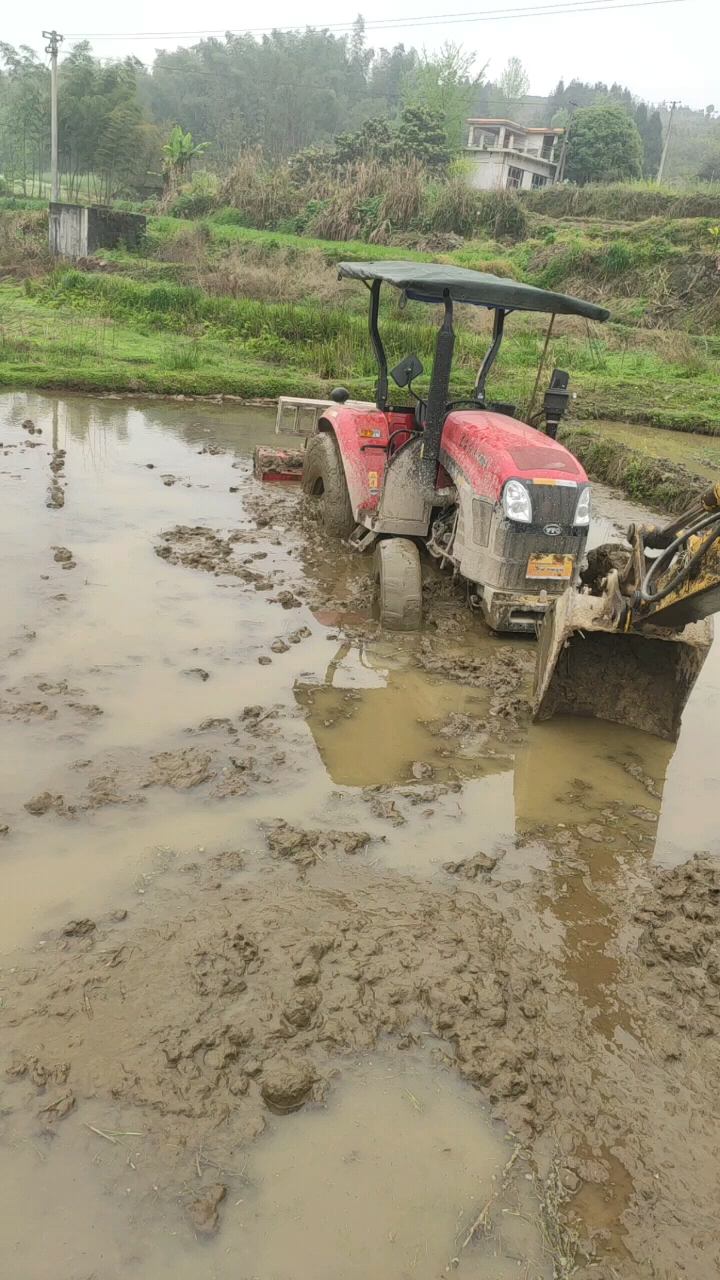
{"left": 532, "top": 588, "right": 713, "bottom": 742}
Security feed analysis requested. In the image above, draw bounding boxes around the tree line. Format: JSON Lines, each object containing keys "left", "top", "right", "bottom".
{"left": 0, "top": 23, "right": 717, "bottom": 201}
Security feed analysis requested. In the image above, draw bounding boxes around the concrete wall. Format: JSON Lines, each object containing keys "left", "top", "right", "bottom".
{"left": 87, "top": 207, "right": 146, "bottom": 253}
{"left": 465, "top": 151, "right": 557, "bottom": 191}
{"left": 49, "top": 204, "right": 146, "bottom": 260}
{"left": 49, "top": 204, "right": 88, "bottom": 259}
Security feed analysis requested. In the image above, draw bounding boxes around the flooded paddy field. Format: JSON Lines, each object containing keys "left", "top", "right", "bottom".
{"left": 590, "top": 416, "right": 720, "bottom": 480}
{"left": 1, "top": 392, "right": 720, "bottom": 1280}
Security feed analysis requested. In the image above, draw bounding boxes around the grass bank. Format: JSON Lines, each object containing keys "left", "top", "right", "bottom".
{"left": 1, "top": 268, "right": 719, "bottom": 435}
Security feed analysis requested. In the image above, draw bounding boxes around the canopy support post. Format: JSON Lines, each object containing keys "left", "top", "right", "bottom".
{"left": 475, "top": 308, "right": 506, "bottom": 403}
{"left": 369, "top": 279, "right": 389, "bottom": 411}
{"left": 422, "top": 290, "right": 455, "bottom": 474}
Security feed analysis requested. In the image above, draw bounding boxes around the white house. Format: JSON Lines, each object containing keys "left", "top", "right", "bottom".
{"left": 465, "top": 119, "right": 564, "bottom": 191}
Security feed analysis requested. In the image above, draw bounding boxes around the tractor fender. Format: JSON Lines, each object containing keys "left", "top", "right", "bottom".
{"left": 316, "top": 405, "right": 390, "bottom": 520}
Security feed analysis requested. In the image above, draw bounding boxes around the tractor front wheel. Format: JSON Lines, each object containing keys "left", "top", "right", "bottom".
{"left": 302, "top": 432, "right": 355, "bottom": 538}
{"left": 374, "top": 538, "right": 423, "bottom": 632}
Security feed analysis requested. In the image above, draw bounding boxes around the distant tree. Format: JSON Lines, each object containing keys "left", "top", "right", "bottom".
{"left": 402, "top": 43, "right": 484, "bottom": 152}
{"left": 292, "top": 102, "right": 450, "bottom": 178}
{"left": 395, "top": 104, "right": 451, "bottom": 170}
{"left": 499, "top": 57, "right": 530, "bottom": 104}
{"left": 367, "top": 44, "right": 418, "bottom": 112}
{"left": 0, "top": 44, "right": 49, "bottom": 195}
{"left": 698, "top": 130, "right": 720, "bottom": 182}
{"left": 565, "top": 104, "right": 643, "bottom": 184}
{"left": 634, "top": 104, "right": 663, "bottom": 178}
{"left": 333, "top": 116, "right": 395, "bottom": 166}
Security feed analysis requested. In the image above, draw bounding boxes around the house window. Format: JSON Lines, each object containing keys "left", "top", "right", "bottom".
{"left": 531, "top": 173, "right": 547, "bottom": 189}
{"left": 506, "top": 166, "right": 523, "bottom": 189}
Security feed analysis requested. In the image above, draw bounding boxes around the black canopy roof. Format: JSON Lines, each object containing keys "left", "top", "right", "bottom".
{"left": 337, "top": 260, "right": 610, "bottom": 322}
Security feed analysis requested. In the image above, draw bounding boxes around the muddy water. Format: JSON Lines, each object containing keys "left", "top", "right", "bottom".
{"left": 592, "top": 416, "right": 720, "bottom": 479}
{"left": 0, "top": 1048, "right": 547, "bottom": 1280}
{"left": 2, "top": 390, "right": 720, "bottom": 1278}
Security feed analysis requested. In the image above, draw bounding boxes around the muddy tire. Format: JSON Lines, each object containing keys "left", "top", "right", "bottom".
{"left": 374, "top": 537, "right": 423, "bottom": 632}
{"left": 302, "top": 432, "right": 355, "bottom": 538}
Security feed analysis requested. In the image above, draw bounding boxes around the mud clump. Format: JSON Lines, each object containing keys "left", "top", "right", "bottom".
{"left": 186, "top": 1182, "right": 227, "bottom": 1236}
{"left": 368, "top": 797, "right": 406, "bottom": 826}
{"left": 0, "top": 699, "right": 56, "bottom": 723}
{"left": 264, "top": 822, "right": 373, "bottom": 868}
{"left": 443, "top": 852, "right": 499, "bottom": 879}
{"left": 62, "top": 918, "right": 96, "bottom": 937}
{"left": 636, "top": 854, "right": 720, "bottom": 1029}
{"left": 155, "top": 525, "right": 271, "bottom": 587}
{"left": 260, "top": 1055, "right": 317, "bottom": 1114}
{"left": 51, "top": 545, "right": 75, "bottom": 568}
{"left": 271, "top": 590, "right": 302, "bottom": 609}
{"left": 46, "top": 481, "right": 65, "bottom": 509}
{"left": 143, "top": 749, "right": 215, "bottom": 790}
{"left": 24, "top": 791, "right": 73, "bottom": 817}
{"left": 82, "top": 773, "right": 144, "bottom": 808}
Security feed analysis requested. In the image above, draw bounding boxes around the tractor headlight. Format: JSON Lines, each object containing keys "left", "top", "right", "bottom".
{"left": 502, "top": 479, "right": 532, "bottom": 524}
{"left": 574, "top": 485, "right": 591, "bottom": 526}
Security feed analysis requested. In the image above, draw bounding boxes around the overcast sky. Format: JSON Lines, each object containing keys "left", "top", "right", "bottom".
{"left": 3, "top": 0, "right": 716, "bottom": 110}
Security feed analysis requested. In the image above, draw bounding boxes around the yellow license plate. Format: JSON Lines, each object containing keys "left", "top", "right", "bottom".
{"left": 526, "top": 553, "right": 574, "bottom": 580}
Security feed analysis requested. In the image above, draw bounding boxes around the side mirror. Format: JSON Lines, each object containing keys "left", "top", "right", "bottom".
{"left": 390, "top": 354, "right": 424, "bottom": 388}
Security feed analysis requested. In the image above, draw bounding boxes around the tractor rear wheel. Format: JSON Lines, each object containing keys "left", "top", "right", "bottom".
{"left": 302, "top": 432, "right": 355, "bottom": 538}
{"left": 374, "top": 537, "right": 423, "bottom": 631}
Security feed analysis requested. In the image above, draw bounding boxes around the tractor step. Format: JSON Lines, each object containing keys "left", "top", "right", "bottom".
{"left": 347, "top": 525, "right": 379, "bottom": 553}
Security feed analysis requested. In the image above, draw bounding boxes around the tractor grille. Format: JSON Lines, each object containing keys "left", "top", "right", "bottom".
{"left": 485, "top": 482, "right": 589, "bottom": 593}
{"left": 528, "top": 482, "right": 581, "bottom": 526}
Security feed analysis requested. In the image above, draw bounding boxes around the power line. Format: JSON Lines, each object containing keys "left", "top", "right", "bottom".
{"left": 63, "top": 0, "right": 690, "bottom": 41}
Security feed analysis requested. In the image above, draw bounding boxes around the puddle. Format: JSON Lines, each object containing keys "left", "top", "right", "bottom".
{"left": 232, "top": 1052, "right": 549, "bottom": 1280}
{"left": 0, "top": 1049, "right": 550, "bottom": 1280}
{"left": 3, "top": 391, "right": 720, "bottom": 1277}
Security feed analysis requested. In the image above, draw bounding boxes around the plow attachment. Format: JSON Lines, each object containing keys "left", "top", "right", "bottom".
{"left": 532, "top": 587, "right": 713, "bottom": 741}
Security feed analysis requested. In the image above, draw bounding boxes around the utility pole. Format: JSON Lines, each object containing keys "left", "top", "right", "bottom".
{"left": 43, "top": 30, "right": 63, "bottom": 203}
{"left": 657, "top": 101, "right": 677, "bottom": 185}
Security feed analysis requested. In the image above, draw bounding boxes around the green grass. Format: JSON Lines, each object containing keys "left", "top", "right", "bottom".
{"left": 2, "top": 272, "right": 719, "bottom": 434}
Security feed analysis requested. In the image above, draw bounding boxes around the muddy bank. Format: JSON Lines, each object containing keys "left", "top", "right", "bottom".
{"left": 559, "top": 425, "right": 711, "bottom": 514}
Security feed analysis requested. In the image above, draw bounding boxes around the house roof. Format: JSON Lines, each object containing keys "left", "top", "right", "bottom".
{"left": 466, "top": 118, "right": 564, "bottom": 135}
{"left": 337, "top": 261, "right": 610, "bottom": 321}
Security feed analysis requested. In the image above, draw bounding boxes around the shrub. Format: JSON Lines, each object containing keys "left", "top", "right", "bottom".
{"left": 220, "top": 149, "right": 300, "bottom": 229}
{"left": 168, "top": 170, "right": 221, "bottom": 219}
{"left": 209, "top": 207, "right": 249, "bottom": 226}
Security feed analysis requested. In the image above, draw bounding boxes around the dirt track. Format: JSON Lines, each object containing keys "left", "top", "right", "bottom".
{"left": 1, "top": 392, "right": 720, "bottom": 1279}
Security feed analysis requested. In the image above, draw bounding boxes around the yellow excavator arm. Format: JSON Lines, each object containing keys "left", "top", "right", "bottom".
{"left": 532, "top": 482, "right": 720, "bottom": 741}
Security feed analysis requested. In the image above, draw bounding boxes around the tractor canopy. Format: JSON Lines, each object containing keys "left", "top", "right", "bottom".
{"left": 337, "top": 260, "right": 610, "bottom": 322}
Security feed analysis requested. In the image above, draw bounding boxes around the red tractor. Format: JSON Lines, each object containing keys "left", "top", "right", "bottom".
{"left": 301, "top": 261, "right": 609, "bottom": 634}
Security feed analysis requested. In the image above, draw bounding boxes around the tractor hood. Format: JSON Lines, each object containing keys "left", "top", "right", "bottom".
{"left": 337, "top": 261, "right": 610, "bottom": 322}
{"left": 440, "top": 410, "right": 587, "bottom": 502}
